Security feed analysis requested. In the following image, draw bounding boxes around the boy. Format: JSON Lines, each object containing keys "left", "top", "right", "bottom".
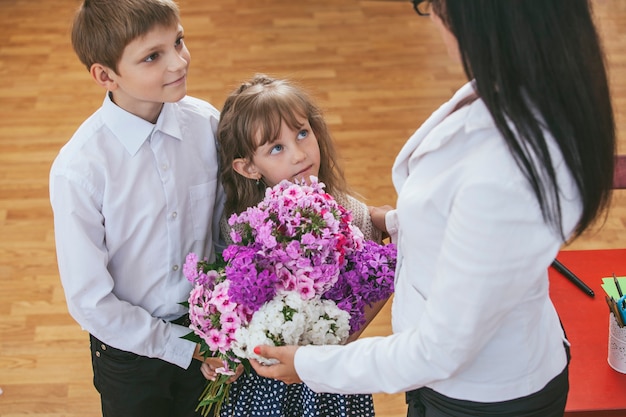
{"left": 49, "top": 0, "right": 223, "bottom": 415}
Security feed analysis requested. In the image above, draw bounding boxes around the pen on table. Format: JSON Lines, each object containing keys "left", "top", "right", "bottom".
{"left": 614, "top": 273, "right": 626, "bottom": 309}
{"left": 610, "top": 296, "right": 626, "bottom": 327}
{"left": 605, "top": 295, "right": 622, "bottom": 327}
{"left": 605, "top": 295, "right": 623, "bottom": 327}
{"left": 551, "top": 259, "right": 595, "bottom": 298}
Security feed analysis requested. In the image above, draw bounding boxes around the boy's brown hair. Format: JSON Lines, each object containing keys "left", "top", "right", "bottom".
{"left": 71, "top": 0, "right": 180, "bottom": 72}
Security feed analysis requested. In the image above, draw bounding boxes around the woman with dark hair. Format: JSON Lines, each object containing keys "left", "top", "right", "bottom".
{"left": 250, "top": 1, "right": 616, "bottom": 416}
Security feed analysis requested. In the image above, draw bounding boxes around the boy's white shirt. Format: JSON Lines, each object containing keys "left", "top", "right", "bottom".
{"left": 50, "top": 93, "right": 224, "bottom": 368}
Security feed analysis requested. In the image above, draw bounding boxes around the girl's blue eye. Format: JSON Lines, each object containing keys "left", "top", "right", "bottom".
{"left": 270, "top": 144, "right": 283, "bottom": 155}
{"left": 175, "top": 36, "right": 184, "bottom": 48}
{"left": 145, "top": 53, "right": 158, "bottom": 62}
{"left": 297, "top": 129, "right": 309, "bottom": 140}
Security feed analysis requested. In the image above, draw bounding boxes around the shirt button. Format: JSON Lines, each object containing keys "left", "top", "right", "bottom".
{"left": 95, "top": 351, "right": 101, "bottom": 357}
{"left": 161, "top": 164, "right": 169, "bottom": 170}
{"left": 101, "top": 344, "right": 107, "bottom": 350}
{"left": 171, "top": 212, "right": 177, "bottom": 219}
{"left": 172, "top": 265, "right": 179, "bottom": 271}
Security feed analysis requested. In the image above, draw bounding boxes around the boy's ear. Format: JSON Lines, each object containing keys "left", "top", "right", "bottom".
{"left": 232, "top": 158, "right": 261, "bottom": 180}
{"left": 90, "top": 63, "right": 118, "bottom": 90}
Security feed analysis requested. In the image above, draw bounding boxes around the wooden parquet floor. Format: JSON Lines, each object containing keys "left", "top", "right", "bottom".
{"left": 0, "top": 0, "right": 625, "bottom": 416}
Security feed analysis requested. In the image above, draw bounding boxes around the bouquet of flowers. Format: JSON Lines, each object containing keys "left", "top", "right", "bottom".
{"left": 324, "top": 240, "right": 397, "bottom": 333}
{"left": 182, "top": 178, "right": 396, "bottom": 416}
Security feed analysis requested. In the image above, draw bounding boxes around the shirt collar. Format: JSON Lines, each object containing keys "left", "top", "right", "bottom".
{"left": 101, "top": 93, "right": 184, "bottom": 156}
{"left": 417, "top": 81, "right": 493, "bottom": 150}
{"left": 392, "top": 81, "right": 493, "bottom": 189}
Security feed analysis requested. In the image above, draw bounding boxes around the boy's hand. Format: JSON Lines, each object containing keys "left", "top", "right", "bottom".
{"left": 192, "top": 343, "right": 206, "bottom": 362}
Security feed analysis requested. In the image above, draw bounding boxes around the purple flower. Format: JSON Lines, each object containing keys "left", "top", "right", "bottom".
{"left": 225, "top": 260, "right": 278, "bottom": 312}
{"left": 325, "top": 241, "right": 397, "bottom": 333}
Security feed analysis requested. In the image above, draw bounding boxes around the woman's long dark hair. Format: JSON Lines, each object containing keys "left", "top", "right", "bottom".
{"left": 432, "top": 0, "right": 615, "bottom": 239}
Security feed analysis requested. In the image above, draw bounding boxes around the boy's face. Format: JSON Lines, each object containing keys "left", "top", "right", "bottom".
{"left": 107, "top": 23, "right": 190, "bottom": 122}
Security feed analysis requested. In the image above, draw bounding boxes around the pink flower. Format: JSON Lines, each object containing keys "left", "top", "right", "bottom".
{"left": 216, "top": 366, "right": 236, "bottom": 376}
{"left": 183, "top": 253, "right": 199, "bottom": 282}
{"left": 285, "top": 240, "right": 302, "bottom": 259}
{"left": 205, "top": 329, "right": 228, "bottom": 353}
{"left": 296, "top": 276, "right": 316, "bottom": 300}
{"left": 220, "top": 310, "right": 241, "bottom": 330}
{"left": 212, "top": 282, "right": 236, "bottom": 313}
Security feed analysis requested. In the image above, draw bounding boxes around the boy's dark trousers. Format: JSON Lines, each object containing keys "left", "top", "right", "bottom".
{"left": 90, "top": 334, "right": 213, "bottom": 417}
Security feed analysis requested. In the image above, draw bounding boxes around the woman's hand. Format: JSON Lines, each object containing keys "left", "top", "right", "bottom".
{"left": 200, "top": 357, "right": 244, "bottom": 383}
{"left": 250, "top": 345, "right": 302, "bottom": 384}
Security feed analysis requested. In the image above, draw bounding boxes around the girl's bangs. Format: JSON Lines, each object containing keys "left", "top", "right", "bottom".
{"left": 253, "top": 93, "right": 308, "bottom": 146}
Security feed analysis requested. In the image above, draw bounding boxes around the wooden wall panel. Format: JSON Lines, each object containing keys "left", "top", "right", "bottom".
{"left": 0, "top": 1, "right": 624, "bottom": 415}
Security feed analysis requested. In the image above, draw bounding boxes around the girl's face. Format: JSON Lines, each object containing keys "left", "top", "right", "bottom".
{"left": 233, "top": 116, "right": 321, "bottom": 187}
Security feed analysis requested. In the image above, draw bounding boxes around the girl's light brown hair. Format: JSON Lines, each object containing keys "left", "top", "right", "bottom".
{"left": 71, "top": 0, "right": 180, "bottom": 73}
{"left": 217, "top": 74, "right": 349, "bottom": 216}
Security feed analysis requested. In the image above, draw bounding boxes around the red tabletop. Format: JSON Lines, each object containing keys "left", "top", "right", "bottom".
{"left": 549, "top": 249, "right": 626, "bottom": 416}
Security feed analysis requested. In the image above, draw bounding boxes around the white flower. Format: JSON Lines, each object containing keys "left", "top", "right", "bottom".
{"left": 231, "top": 291, "right": 349, "bottom": 365}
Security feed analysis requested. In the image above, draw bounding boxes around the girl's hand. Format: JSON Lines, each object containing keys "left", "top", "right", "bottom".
{"left": 250, "top": 345, "right": 302, "bottom": 384}
{"left": 200, "top": 357, "right": 244, "bottom": 383}
{"left": 368, "top": 205, "right": 394, "bottom": 237}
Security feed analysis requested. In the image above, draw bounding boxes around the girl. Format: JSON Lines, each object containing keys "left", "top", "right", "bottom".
{"left": 251, "top": 1, "right": 616, "bottom": 417}
{"left": 205, "top": 73, "right": 385, "bottom": 417}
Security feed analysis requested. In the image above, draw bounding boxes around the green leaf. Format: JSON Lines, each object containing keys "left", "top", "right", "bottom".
{"left": 241, "top": 358, "right": 252, "bottom": 374}
{"left": 181, "top": 332, "right": 201, "bottom": 343}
